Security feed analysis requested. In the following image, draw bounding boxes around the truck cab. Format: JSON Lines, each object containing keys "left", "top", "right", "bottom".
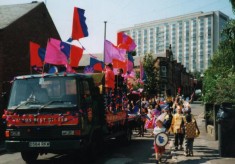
{"left": 3, "top": 73, "right": 107, "bottom": 162}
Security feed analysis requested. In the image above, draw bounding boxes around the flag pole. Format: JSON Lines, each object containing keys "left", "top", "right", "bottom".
{"left": 103, "top": 21, "right": 107, "bottom": 63}
{"left": 102, "top": 21, "right": 107, "bottom": 95}
{"left": 29, "top": 50, "right": 32, "bottom": 75}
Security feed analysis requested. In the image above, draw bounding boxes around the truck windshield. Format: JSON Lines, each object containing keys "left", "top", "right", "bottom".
{"left": 8, "top": 76, "right": 78, "bottom": 109}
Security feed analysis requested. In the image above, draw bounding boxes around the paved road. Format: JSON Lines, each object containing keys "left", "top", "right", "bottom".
{"left": 0, "top": 133, "right": 155, "bottom": 164}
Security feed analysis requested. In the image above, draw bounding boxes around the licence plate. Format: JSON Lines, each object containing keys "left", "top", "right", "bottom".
{"left": 29, "top": 142, "right": 50, "bottom": 147}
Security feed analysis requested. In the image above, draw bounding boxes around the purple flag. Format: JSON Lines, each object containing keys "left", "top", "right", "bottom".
{"left": 104, "top": 40, "right": 126, "bottom": 64}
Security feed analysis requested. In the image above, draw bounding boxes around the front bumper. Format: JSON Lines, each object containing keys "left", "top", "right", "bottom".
{"left": 5, "top": 139, "right": 83, "bottom": 153}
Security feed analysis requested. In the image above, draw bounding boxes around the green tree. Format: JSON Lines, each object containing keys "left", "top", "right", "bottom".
{"left": 143, "top": 53, "right": 159, "bottom": 96}
{"left": 203, "top": 7, "right": 235, "bottom": 103}
{"left": 191, "top": 71, "right": 201, "bottom": 80}
{"left": 230, "top": 0, "right": 235, "bottom": 14}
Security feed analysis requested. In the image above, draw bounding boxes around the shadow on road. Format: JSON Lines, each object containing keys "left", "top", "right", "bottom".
{"left": 23, "top": 137, "right": 155, "bottom": 164}
{"left": 175, "top": 145, "right": 220, "bottom": 164}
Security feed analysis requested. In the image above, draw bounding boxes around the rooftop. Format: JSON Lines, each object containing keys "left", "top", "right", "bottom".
{"left": 0, "top": 2, "right": 42, "bottom": 29}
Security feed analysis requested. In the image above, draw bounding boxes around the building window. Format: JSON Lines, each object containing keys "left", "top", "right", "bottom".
{"left": 161, "top": 84, "right": 166, "bottom": 91}
{"left": 161, "top": 66, "right": 167, "bottom": 77}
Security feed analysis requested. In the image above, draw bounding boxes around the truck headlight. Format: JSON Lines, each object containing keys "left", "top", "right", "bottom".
{"left": 62, "top": 130, "right": 80, "bottom": 136}
{"left": 62, "top": 130, "right": 74, "bottom": 136}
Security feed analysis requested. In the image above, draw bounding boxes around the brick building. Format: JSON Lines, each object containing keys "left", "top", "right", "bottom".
{"left": 134, "top": 47, "right": 194, "bottom": 98}
{"left": 0, "top": 1, "right": 60, "bottom": 99}
{"left": 0, "top": 1, "right": 60, "bottom": 139}
{"left": 0, "top": 2, "right": 60, "bottom": 93}
{"left": 153, "top": 48, "right": 194, "bottom": 97}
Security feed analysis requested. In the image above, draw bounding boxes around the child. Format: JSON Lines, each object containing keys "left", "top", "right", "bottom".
{"left": 184, "top": 113, "right": 200, "bottom": 156}
{"left": 153, "top": 119, "right": 166, "bottom": 164}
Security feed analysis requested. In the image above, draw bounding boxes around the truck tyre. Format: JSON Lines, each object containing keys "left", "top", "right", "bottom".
{"left": 117, "top": 127, "right": 132, "bottom": 145}
{"left": 21, "top": 151, "right": 38, "bottom": 163}
{"left": 85, "top": 130, "right": 104, "bottom": 162}
{"left": 124, "top": 127, "right": 132, "bottom": 144}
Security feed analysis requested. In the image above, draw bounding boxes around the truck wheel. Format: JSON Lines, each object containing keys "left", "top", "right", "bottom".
{"left": 21, "top": 151, "right": 38, "bottom": 163}
{"left": 92, "top": 132, "right": 103, "bottom": 155}
{"left": 118, "top": 127, "right": 132, "bottom": 145}
{"left": 125, "top": 128, "right": 132, "bottom": 144}
{"left": 86, "top": 130, "right": 104, "bottom": 162}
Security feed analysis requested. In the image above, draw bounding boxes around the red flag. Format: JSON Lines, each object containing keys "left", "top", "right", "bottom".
{"left": 69, "top": 45, "right": 83, "bottom": 67}
{"left": 112, "top": 59, "right": 127, "bottom": 74}
{"left": 117, "top": 32, "right": 136, "bottom": 51}
{"left": 30, "top": 41, "right": 43, "bottom": 67}
{"left": 72, "top": 7, "right": 89, "bottom": 40}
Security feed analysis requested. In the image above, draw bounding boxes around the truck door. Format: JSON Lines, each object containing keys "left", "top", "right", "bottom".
{"left": 79, "top": 80, "right": 93, "bottom": 134}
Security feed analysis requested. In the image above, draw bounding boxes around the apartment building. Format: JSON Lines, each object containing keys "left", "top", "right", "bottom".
{"left": 119, "top": 11, "right": 229, "bottom": 72}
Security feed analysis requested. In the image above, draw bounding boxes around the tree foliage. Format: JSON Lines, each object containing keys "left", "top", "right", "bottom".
{"left": 203, "top": 0, "right": 235, "bottom": 103}
{"left": 230, "top": 0, "right": 235, "bottom": 14}
{"left": 203, "top": 17, "right": 235, "bottom": 103}
{"left": 190, "top": 71, "right": 201, "bottom": 79}
{"left": 143, "top": 53, "right": 159, "bottom": 96}
{"left": 217, "top": 20, "right": 235, "bottom": 70}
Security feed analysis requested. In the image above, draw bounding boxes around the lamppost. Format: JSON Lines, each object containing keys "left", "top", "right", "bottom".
{"left": 193, "top": 77, "right": 197, "bottom": 91}
{"left": 200, "top": 73, "right": 204, "bottom": 96}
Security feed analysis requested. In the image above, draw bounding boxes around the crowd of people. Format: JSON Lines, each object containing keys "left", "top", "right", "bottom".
{"left": 137, "top": 95, "right": 200, "bottom": 164}
{"left": 103, "top": 63, "right": 200, "bottom": 164}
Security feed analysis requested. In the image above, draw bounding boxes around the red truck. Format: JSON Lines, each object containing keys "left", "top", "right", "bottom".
{"left": 2, "top": 73, "right": 138, "bottom": 163}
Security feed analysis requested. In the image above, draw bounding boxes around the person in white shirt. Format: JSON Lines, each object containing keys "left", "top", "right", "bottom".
{"left": 153, "top": 119, "right": 166, "bottom": 164}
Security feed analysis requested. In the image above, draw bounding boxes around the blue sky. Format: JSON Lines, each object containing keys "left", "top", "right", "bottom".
{"left": 0, "top": 0, "right": 234, "bottom": 54}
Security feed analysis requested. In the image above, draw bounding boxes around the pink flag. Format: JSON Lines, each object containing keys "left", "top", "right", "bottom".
{"left": 45, "top": 38, "right": 68, "bottom": 65}
{"left": 104, "top": 40, "right": 126, "bottom": 64}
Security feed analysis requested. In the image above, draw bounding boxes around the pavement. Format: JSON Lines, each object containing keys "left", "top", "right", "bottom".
{"left": 166, "top": 103, "right": 235, "bottom": 164}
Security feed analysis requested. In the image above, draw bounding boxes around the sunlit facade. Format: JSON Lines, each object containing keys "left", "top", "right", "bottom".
{"left": 119, "top": 11, "right": 229, "bottom": 72}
